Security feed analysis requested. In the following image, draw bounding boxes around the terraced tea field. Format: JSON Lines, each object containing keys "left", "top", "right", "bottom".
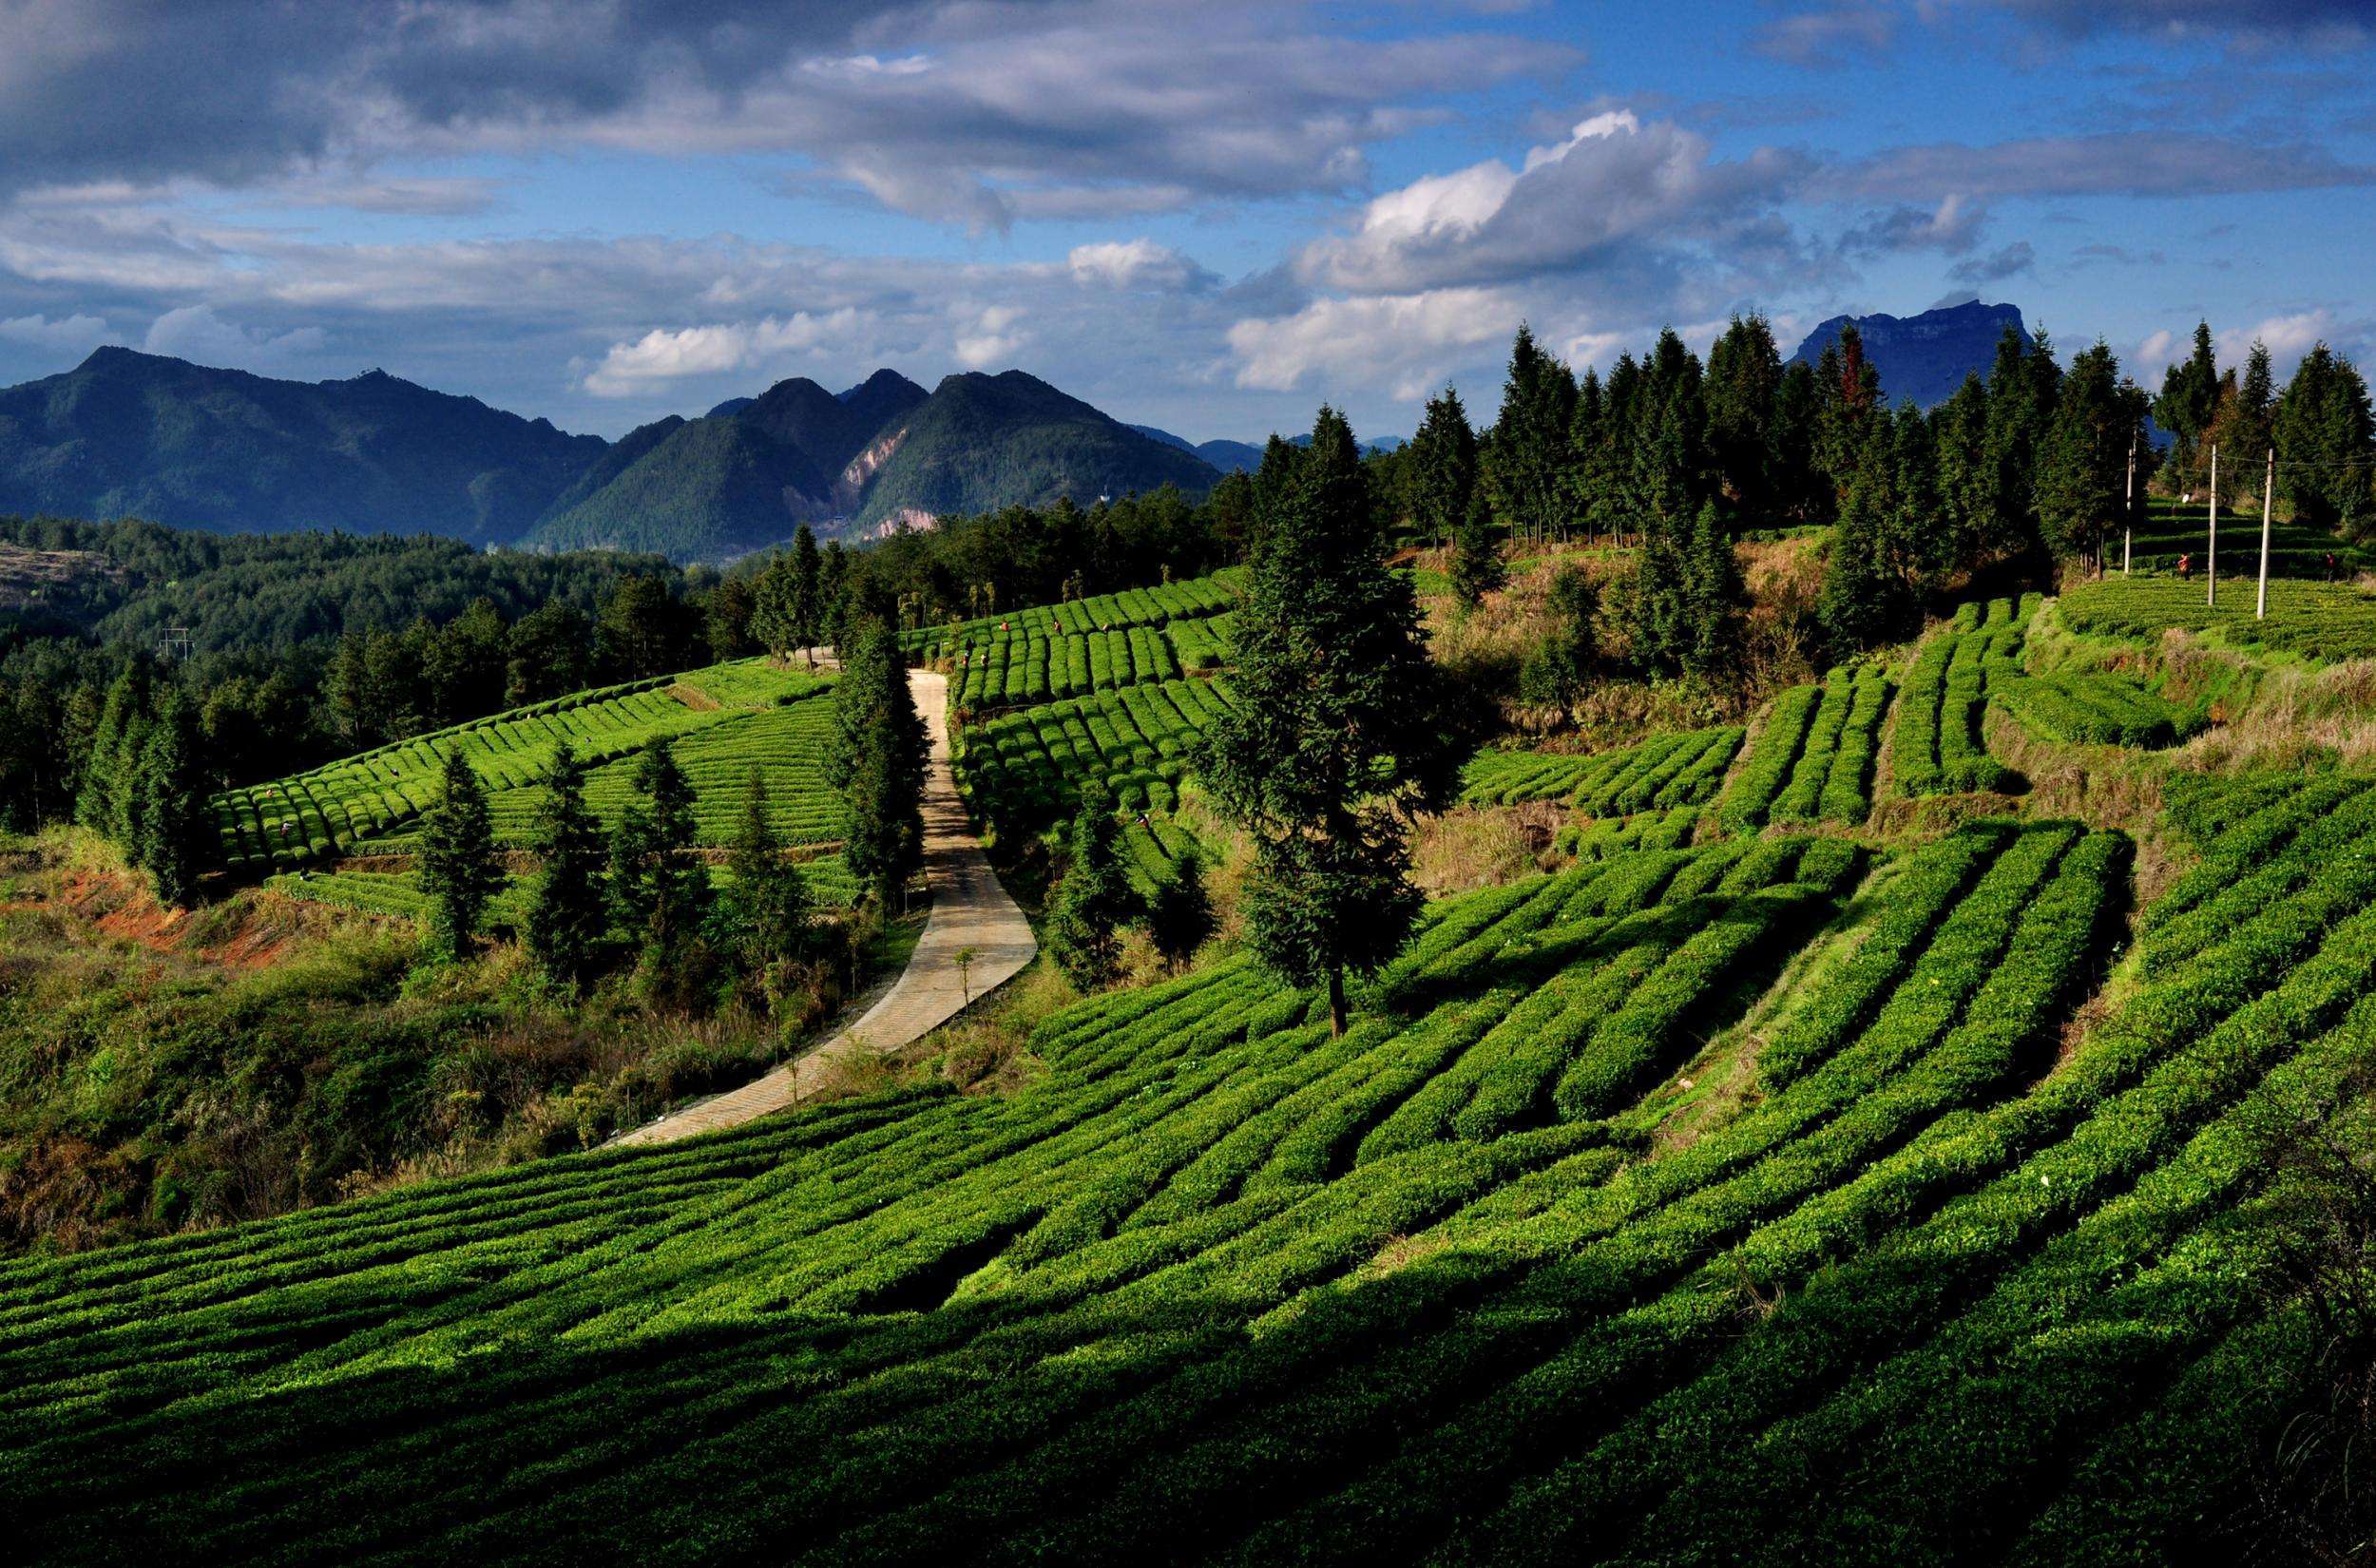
{"left": 2060, "top": 575, "right": 2376, "bottom": 663}
{"left": 941, "top": 615, "right": 1237, "bottom": 712}
{"left": 904, "top": 570, "right": 1242, "bottom": 670}
{"left": 1890, "top": 594, "right": 2037, "bottom": 796}
{"left": 957, "top": 675, "right": 1240, "bottom": 835}
{"left": 1461, "top": 726, "right": 1743, "bottom": 814}
{"left": 32, "top": 785, "right": 2367, "bottom": 1563}
{"left": 1997, "top": 668, "right": 2203, "bottom": 750}
{"left": 212, "top": 660, "right": 827, "bottom": 867}
{"left": 1717, "top": 659, "right": 1893, "bottom": 829}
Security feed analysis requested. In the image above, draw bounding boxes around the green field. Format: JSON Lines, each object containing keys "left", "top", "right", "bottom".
{"left": 1889, "top": 594, "right": 2038, "bottom": 797}
{"left": 1461, "top": 726, "right": 1744, "bottom": 814}
{"left": 25, "top": 791, "right": 2366, "bottom": 1560}
{"left": 1718, "top": 659, "right": 1893, "bottom": 830}
{"left": 904, "top": 570, "right": 1242, "bottom": 668}
{"left": 2060, "top": 575, "right": 2376, "bottom": 663}
{"left": 957, "top": 675, "right": 1240, "bottom": 834}
{"left": 2116, "top": 495, "right": 2368, "bottom": 579}
{"left": 213, "top": 660, "right": 827, "bottom": 867}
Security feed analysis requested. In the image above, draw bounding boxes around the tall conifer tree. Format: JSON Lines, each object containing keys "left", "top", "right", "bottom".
{"left": 1198, "top": 407, "right": 1458, "bottom": 1036}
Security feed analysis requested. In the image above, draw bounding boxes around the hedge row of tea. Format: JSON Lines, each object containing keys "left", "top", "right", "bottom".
{"left": 1718, "top": 659, "right": 1894, "bottom": 830}
{"left": 1460, "top": 727, "right": 1743, "bottom": 815}
{"left": 956, "top": 676, "right": 1240, "bottom": 835}
{"left": 265, "top": 851, "right": 862, "bottom": 927}
{"left": 61, "top": 787, "right": 2376, "bottom": 1563}
{"left": 2060, "top": 576, "right": 2376, "bottom": 663}
{"left": 944, "top": 616, "right": 1236, "bottom": 713}
{"left": 212, "top": 659, "right": 827, "bottom": 866}
{"left": 903, "top": 570, "right": 1242, "bottom": 666}
{"left": 1891, "top": 594, "right": 2038, "bottom": 796}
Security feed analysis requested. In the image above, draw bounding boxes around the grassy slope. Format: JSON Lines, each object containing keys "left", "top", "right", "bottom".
{"left": 6, "top": 572, "right": 2376, "bottom": 1561}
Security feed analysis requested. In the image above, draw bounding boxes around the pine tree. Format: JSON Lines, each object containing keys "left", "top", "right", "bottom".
{"left": 1705, "top": 313, "right": 1783, "bottom": 517}
{"left": 1770, "top": 360, "right": 1828, "bottom": 526}
{"left": 1485, "top": 324, "right": 1578, "bottom": 547}
{"left": 1562, "top": 368, "right": 1606, "bottom": 540}
{"left": 1143, "top": 845, "right": 1215, "bottom": 970}
{"left": 638, "top": 738, "right": 708, "bottom": 955}
{"left": 1448, "top": 486, "right": 1505, "bottom": 608}
{"left": 417, "top": 748, "right": 504, "bottom": 958}
{"left": 525, "top": 742, "right": 608, "bottom": 987}
{"left": 1198, "top": 407, "right": 1458, "bottom": 1036}
{"left": 1584, "top": 354, "right": 1641, "bottom": 543}
{"left": 1045, "top": 783, "right": 1134, "bottom": 989}
{"left": 721, "top": 769, "right": 813, "bottom": 1000}
{"left": 133, "top": 689, "right": 210, "bottom": 907}
{"left": 1406, "top": 386, "right": 1479, "bottom": 550}
{"left": 1520, "top": 563, "right": 1598, "bottom": 709}
{"left": 789, "top": 525, "right": 824, "bottom": 670}
{"left": 1819, "top": 468, "right": 1913, "bottom": 660}
{"left": 829, "top": 618, "right": 928, "bottom": 909}
{"left": 1982, "top": 325, "right": 2059, "bottom": 560}
{"left": 1679, "top": 503, "right": 1746, "bottom": 674}
{"left": 2155, "top": 321, "right": 2221, "bottom": 475}
{"left": 1628, "top": 329, "right": 1713, "bottom": 528}
{"left": 750, "top": 550, "right": 795, "bottom": 663}
{"left": 2038, "top": 341, "right": 2143, "bottom": 572}
{"left": 818, "top": 542, "right": 852, "bottom": 654}
{"left": 1934, "top": 371, "right": 1993, "bottom": 566}
{"left": 2275, "top": 343, "right": 2376, "bottom": 531}
{"left": 78, "top": 659, "right": 151, "bottom": 837}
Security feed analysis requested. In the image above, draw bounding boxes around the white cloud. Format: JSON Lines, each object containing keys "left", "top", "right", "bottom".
{"left": 2214, "top": 309, "right": 2369, "bottom": 375}
{"left": 581, "top": 309, "right": 875, "bottom": 394}
{"left": 954, "top": 305, "right": 1028, "bottom": 369}
{"left": 1227, "top": 288, "right": 1516, "bottom": 398}
{"left": 1066, "top": 239, "right": 1215, "bottom": 293}
{"left": 0, "top": 311, "right": 116, "bottom": 356}
{"left": 142, "top": 304, "right": 324, "bottom": 370}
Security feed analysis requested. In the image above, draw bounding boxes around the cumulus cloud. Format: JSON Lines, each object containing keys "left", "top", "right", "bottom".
{"left": 1297, "top": 109, "right": 1807, "bottom": 296}
{"left": 580, "top": 309, "right": 876, "bottom": 395}
{"left": 1227, "top": 288, "right": 1518, "bottom": 398}
{"left": 142, "top": 304, "right": 324, "bottom": 370}
{"left": 1066, "top": 240, "right": 1217, "bottom": 293}
{"left": 954, "top": 305, "right": 1029, "bottom": 369}
{"left": 0, "top": 311, "right": 115, "bottom": 355}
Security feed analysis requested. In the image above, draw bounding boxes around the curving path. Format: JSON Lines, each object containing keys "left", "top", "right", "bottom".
{"left": 611, "top": 668, "right": 1034, "bottom": 1147}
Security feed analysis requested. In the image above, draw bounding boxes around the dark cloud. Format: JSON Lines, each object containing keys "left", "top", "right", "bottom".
{"left": 1836, "top": 197, "right": 1988, "bottom": 257}
{"left": 1948, "top": 240, "right": 2034, "bottom": 284}
{"left": 1836, "top": 132, "right": 2376, "bottom": 201}
{"left": 0, "top": 2, "right": 1559, "bottom": 227}
{"left": 1747, "top": 3, "right": 1899, "bottom": 67}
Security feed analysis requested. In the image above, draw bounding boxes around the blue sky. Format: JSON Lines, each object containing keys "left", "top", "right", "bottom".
{"left": 1, "top": 0, "right": 2370, "bottom": 444}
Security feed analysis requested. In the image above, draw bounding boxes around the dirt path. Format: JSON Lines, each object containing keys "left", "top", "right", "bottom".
{"left": 611, "top": 669, "right": 1033, "bottom": 1147}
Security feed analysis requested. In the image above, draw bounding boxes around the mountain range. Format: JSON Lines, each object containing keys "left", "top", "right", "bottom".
{"left": 1786, "top": 298, "right": 2031, "bottom": 409}
{"left": 0, "top": 351, "right": 1227, "bottom": 562}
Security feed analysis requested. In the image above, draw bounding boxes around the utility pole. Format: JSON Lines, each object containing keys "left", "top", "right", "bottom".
{"left": 2207, "top": 444, "right": 2218, "bottom": 609}
{"left": 2257, "top": 449, "right": 2275, "bottom": 621}
{"left": 2122, "top": 435, "right": 2135, "bottom": 577}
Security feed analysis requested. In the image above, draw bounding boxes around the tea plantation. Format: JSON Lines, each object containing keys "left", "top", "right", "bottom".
{"left": 9, "top": 570, "right": 2376, "bottom": 1564}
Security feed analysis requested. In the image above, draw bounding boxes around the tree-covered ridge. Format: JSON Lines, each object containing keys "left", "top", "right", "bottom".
{"left": 0, "top": 348, "right": 604, "bottom": 544}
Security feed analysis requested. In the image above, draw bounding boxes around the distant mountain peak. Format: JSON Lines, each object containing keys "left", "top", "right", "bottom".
{"left": 1787, "top": 299, "right": 2030, "bottom": 409}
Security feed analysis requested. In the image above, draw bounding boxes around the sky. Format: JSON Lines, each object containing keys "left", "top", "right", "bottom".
{"left": 1, "top": 0, "right": 2371, "bottom": 445}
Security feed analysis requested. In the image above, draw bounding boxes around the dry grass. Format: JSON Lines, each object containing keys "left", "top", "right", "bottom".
{"left": 1410, "top": 805, "right": 1542, "bottom": 894}
{"left": 2173, "top": 656, "right": 2376, "bottom": 774}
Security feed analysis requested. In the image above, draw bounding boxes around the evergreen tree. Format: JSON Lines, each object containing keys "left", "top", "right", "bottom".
{"left": 1583, "top": 353, "right": 1642, "bottom": 543}
{"left": 1813, "top": 326, "right": 1882, "bottom": 494}
{"left": 1819, "top": 467, "right": 1914, "bottom": 659}
{"left": 721, "top": 769, "right": 813, "bottom": 1001}
{"left": 1933, "top": 371, "right": 1994, "bottom": 565}
{"left": 2275, "top": 343, "right": 2376, "bottom": 531}
{"left": 2038, "top": 341, "right": 2146, "bottom": 572}
{"left": 1981, "top": 325, "right": 2060, "bottom": 560}
{"left": 1769, "top": 360, "right": 1829, "bottom": 526}
{"left": 1448, "top": 486, "right": 1505, "bottom": 608}
{"left": 1705, "top": 313, "right": 1783, "bottom": 517}
{"left": 525, "top": 743, "right": 608, "bottom": 987}
{"left": 2154, "top": 321, "right": 2221, "bottom": 475}
{"left": 2205, "top": 340, "right": 2277, "bottom": 496}
{"left": 750, "top": 550, "right": 796, "bottom": 663}
{"left": 1679, "top": 503, "right": 1747, "bottom": 674}
{"left": 1519, "top": 563, "right": 1598, "bottom": 709}
{"left": 789, "top": 525, "right": 824, "bottom": 670}
{"left": 1045, "top": 783, "right": 1134, "bottom": 989}
{"left": 132, "top": 689, "right": 210, "bottom": 907}
{"left": 1484, "top": 324, "right": 1578, "bottom": 546}
{"left": 1562, "top": 368, "right": 1606, "bottom": 539}
{"left": 1143, "top": 846, "right": 1215, "bottom": 970}
{"left": 828, "top": 618, "right": 929, "bottom": 908}
{"left": 1198, "top": 407, "right": 1459, "bottom": 1036}
{"left": 417, "top": 749, "right": 504, "bottom": 958}
{"left": 1628, "top": 329, "right": 1713, "bottom": 527}
{"left": 505, "top": 602, "right": 594, "bottom": 705}
{"left": 636, "top": 738, "right": 708, "bottom": 954}
{"left": 818, "top": 541, "right": 852, "bottom": 653}
{"left": 1406, "top": 386, "right": 1479, "bottom": 550}
{"left": 78, "top": 659, "right": 151, "bottom": 837}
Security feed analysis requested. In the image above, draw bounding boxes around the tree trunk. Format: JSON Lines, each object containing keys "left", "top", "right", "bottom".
{"left": 1326, "top": 966, "right": 1348, "bottom": 1039}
